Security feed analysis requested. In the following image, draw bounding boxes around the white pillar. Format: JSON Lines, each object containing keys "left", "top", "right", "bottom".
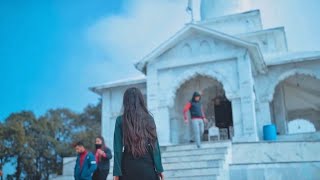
{"left": 257, "top": 101, "right": 273, "bottom": 139}
{"left": 233, "top": 53, "right": 258, "bottom": 142}
{"left": 237, "top": 96, "right": 259, "bottom": 142}
{"left": 157, "top": 106, "right": 171, "bottom": 146}
{"left": 146, "top": 65, "right": 172, "bottom": 145}
{"left": 272, "top": 84, "right": 288, "bottom": 135}
{"left": 102, "top": 90, "right": 113, "bottom": 148}
{"left": 231, "top": 98, "right": 244, "bottom": 140}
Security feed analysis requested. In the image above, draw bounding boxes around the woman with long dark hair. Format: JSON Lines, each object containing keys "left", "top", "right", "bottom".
{"left": 93, "top": 136, "right": 112, "bottom": 180}
{"left": 113, "top": 87, "right": 164, "bottom": 180}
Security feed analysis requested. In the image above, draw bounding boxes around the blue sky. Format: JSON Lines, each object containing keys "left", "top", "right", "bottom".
{"left": 0, "top": 0, "right": 126, "bottom": 120}
{"left": 1, "top": 0, "right": 320, "bottom": 121}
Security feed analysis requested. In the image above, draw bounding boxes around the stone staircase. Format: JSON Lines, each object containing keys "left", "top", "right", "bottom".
{"left": 159, "top": 141, "right": 232, "bottom": 180}
{"left": 53, "top": 141, "right": 232, "bottom": 180}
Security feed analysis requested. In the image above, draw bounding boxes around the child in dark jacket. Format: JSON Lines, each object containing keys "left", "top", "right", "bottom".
{"left": 74, "top": 141, "right": 97, "bottom": 180}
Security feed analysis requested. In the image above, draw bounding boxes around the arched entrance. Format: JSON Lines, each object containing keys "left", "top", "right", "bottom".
{"left": 169, "top": 75, "right": 233, "bottom": 144}
{"left": 270, "top": 74, "right": 320, "bottom": 135}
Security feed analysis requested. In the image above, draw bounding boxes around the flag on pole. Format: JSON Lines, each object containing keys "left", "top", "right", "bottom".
{"left": 186, "top": 0, "right": 194, "bottom": 22}
{"left": 186, "top": 0, "right": 193, "bottom": 14}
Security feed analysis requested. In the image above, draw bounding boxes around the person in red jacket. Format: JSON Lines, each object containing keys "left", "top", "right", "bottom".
{"left": 183, "top": 91, "right": 208, "bottom": 148}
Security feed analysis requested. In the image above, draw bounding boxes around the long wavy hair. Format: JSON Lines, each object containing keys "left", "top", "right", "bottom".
{"left": 122, "top": 87, "right": 157, "bottom": 157}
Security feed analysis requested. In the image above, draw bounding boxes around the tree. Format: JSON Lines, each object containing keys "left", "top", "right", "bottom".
{"left": 40, "top": 108, "right": 79, "bottom": 176}
{"left": 73, "top": 100, "right": 102, "bottom": 152}
{"left": 3, "top": 111, "right": 37, "bottom": 179}
{"left": 1, "top": 100, "right": 102, "bottom": 179}
{"left": 28, "top": 116, "right": 62, "bottom": 179}
{"left": 1, "top": 109, "right": 78, "bottom": 179}
{"left": 0, "top": 122, "right": 11, "bottom": 180}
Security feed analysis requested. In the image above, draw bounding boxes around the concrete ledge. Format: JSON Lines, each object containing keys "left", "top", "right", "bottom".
{"left": 277, "top": 132, "right": 320, "bottom": 141}
{"left": 232, "top": 141, "right": 320, "bottom": 164}
{"left": 230, "top": 161, "right": 320, "bottom": 180}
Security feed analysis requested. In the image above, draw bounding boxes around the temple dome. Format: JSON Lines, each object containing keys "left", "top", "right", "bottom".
{"left": 200, "top": 0, "right": 252, "bottom": 20}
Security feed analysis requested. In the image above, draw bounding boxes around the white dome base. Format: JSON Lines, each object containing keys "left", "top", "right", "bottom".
{"left": 201, "top": 0, "right": 252, "bottom": 20}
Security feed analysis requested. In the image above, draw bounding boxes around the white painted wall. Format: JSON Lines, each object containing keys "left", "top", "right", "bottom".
{"left": 230, "top": 141, "right": 320, "bottom": 180}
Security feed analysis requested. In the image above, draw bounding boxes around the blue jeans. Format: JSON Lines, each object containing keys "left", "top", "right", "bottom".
{"left": 192, "top": 118, "right": 204, "bottom": 147}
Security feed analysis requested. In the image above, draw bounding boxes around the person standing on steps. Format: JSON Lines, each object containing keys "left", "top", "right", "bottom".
{"left": 74, "top": 141, "right": 97, "bottom": 180}
{"left": 183, "top": 91, "right": 208, "bottom": 148}
{"left": 113, "top": 87, "right": 164, "bottom": 180}
{"left": 93, "top": 136, "right": 113, "bottom": 180}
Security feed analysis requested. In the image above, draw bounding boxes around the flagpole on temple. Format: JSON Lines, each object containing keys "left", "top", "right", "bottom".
{"left": 186, "top": 0, "right": 194, "bottom": 23}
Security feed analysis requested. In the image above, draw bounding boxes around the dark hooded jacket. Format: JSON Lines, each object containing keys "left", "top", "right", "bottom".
{"left": 189, "top": 92, "right": 203, "bottom": 118}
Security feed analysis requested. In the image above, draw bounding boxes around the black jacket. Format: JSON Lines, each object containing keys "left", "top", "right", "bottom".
{"left": 190, "top": 91, "right": 203, "bottom": 118}
{"left": 96, "top": 147, "right": 113, "bottom": 170}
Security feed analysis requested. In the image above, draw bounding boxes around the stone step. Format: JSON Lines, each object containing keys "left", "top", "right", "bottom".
{"left": 51, "top": 175, "right": 74, "bottom": 180}
{"left": 162, "top": 147, "right": 227, "bottom": 158}
{"left": 60, "top": 142, "right": 231, "bottom": 179}
{"left": 62, "top": 158, "right": 226, "bottom": 178}
{"left": 108, "top": 148, "right": 227, "bottom": 166}
{"left": 167, "top": 175, "right": 219, "bottom": 180}
{"left": 107, "top": 175, "right": 218, "bottom": 180}
{"left": 165, "top": 167, "right": 220, "bottom": 177}
{"left": 162, "top": 153, "right": 226, "bottom": 163}
{"left": 164, "top": 141, "right": 231, "bottom": 152}
{"left": 163, "top": 160, "right": 222, "bottom": 170}
{"left": 108, "top": 160, "right": 222, "bottom": 174}
{"left": 65, "top": 172, "right": 220, "bottom": 180}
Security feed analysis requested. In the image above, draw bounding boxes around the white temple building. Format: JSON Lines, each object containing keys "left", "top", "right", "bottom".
{"left": 56, "top": 1, "right": 320, "bottom": 179}
{"left": 91, "top": 0, "right": 320, "bottom": 146}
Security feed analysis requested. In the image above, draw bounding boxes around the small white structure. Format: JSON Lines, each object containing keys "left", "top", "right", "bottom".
{"left": 208, "top": 126, "right": 220, "bottom": 141}
{"left": 288, "top": 119, "right": 316, "bottom": 134}
{"left": 91, "top": 0, "right": 320, "bottom": 149}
